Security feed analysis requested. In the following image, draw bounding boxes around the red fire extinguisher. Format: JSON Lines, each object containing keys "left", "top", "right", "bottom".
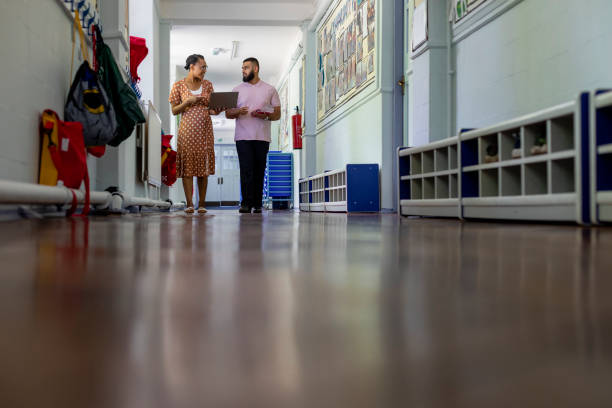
{"left": 292, "top": 106, "right": 303, "bottom": 150}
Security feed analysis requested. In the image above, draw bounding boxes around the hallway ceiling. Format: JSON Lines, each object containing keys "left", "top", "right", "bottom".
{"left": 160, "top": 0, "right": 317, "bottom": 26}
{"left": 171, "top": 25, "right": 301, "bottom": 92}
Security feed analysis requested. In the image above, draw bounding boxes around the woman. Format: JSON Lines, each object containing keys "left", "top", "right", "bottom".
{"left": 169, "top": 54, "right": 223, "bottom": 214}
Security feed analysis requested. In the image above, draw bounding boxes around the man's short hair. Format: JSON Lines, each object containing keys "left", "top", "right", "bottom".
{"left": 243, "top": 57, "right": 260, "bottom": 69}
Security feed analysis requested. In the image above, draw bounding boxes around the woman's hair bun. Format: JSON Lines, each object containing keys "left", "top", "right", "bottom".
{"left": 185, "top": 54, "right": 205, "bottom": 71}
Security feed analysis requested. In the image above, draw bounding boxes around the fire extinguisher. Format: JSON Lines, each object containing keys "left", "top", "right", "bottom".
{"left": 292, "top": 106, "right": 303, "bottom": 150}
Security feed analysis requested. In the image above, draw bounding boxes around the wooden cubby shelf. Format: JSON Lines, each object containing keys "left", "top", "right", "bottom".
{"left": 299, "top": 164, "right": 379, "bottom": 213}
{"left": 399, "top": 93, "right": 592, "bottom": 224}
{"left": 398, "top": 137, "right": 461, "bottom": 218}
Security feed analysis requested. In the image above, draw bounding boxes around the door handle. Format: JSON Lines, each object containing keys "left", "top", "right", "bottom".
{"left": 397, "top": 75, "right": 405, "bottom": 96}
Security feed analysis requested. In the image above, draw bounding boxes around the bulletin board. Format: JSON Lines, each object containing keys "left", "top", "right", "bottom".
{"left": 412, "top": 0, "right": 427, "bottom": 51}
{"left": 279, "top": 83, "right": 290, "bottom": 151}
{"left": 454, "top": 0, "right": 488, "bottom": 22}
{"left": 317, "top": 0, "right": 377, "bottom": 122}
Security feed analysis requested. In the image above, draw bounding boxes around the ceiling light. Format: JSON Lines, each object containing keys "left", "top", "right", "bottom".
{"left": 231, "top": 41, "right": 239, "bottom": 59}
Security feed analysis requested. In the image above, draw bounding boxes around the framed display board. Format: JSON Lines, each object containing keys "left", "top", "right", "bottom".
{"left": 412, "top": 0, "right": 427, "bottom": 51}
{"left": 317, "top": 0, "right": 376, "bottom": 122}
{"left": 454, "top": 0, "right": 489, "bottom": 22}
{"left": 279, "top": 83, "right": 290, "bottom": 151}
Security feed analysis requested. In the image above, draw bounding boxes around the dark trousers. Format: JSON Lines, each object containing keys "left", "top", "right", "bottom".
{"left": 236, "top": 140, "right": 270, "bottom": 209}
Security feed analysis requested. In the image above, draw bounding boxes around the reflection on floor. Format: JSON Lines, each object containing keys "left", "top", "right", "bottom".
{"left": 0, "top": 210, "right": 611, "bottom": 407}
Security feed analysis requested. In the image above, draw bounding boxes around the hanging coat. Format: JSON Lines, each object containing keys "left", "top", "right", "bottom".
{"left": 95, "top": 26, "right": 146, "bottom": 147}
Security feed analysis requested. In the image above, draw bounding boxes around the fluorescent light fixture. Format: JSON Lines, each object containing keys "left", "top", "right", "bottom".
{"left": 231, "top": 41, "right": 239, "bottom": 59}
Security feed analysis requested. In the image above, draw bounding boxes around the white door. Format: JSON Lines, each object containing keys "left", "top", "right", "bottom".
{"left": 197, "top": 144, "right": 240, "bottom": 205}
{"left": 220, "top": 146, "right": 241, "bottom": 203}
{"left": 203, "top": 145, "right": 222, "bottom": 204}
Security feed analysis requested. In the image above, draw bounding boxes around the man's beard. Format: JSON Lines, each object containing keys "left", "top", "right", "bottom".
{"left": 242, "top": 72, "right": 255, "bottom": 82}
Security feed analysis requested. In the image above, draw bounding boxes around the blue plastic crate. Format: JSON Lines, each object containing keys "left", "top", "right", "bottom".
{"left": 263, "top": 151, "right": 294, "bottom": 208}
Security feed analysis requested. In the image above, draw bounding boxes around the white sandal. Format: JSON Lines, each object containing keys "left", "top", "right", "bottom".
{"left": 185, "top": 206, "right": 195, "bottom": 214}
{"left": 197, "top": 207, "right": 207, "bottom": 214}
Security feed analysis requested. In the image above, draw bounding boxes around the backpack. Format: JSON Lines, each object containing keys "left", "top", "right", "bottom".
{"left": 161, "top": 134, "right": 177, "bottom": 186}
{"left": 95, "top": 26, "right": 146, "bottom": 147}
{"left": 64, "top": 10, "right": 117, "bottom": 147}
{"left": 39, "top": 110, "right": 90, "bottom": 216}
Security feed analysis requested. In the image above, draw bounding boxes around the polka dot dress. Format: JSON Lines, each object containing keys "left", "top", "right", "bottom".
{"left": 168, "top": 79, "right": 215, "bottom": 178}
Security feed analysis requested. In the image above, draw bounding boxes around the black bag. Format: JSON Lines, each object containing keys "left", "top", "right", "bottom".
{"left": 94, "top": 26, "right": 146, "bottom": 147}
{"left": 64, "top": 11, "right": 118, "bottom": 146}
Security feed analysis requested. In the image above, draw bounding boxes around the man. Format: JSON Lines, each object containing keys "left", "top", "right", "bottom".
{"left": 226, "top": 57, "right": 281, "bottom": 214}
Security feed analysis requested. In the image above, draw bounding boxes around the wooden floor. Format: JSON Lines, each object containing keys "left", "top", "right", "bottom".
{"left": 1, "top": 210, "right": 612, "bottom": 407}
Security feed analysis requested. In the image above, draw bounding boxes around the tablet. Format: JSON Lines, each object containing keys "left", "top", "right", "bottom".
{"left": 208, "top": 92, "right": 239, "bottom": 110}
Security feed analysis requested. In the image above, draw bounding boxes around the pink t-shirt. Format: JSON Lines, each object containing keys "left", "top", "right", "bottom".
{"left": 232, "top": 80, "right": 281, "bottom": 142}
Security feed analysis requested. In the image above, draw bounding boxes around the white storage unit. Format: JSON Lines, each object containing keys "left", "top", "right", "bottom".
{"left": 324, "top": 169, "right": 347, "bottom": 212}
{"left": 299, "top": 178, "right": 310, "bottom": 212}
{"left": 398, "top": 137, "right": 460, "bottom": 217}
{"left": 591, "top": 91, "right": 612, "bottom": 223}
{"left": 300, "top": 164, "right": 379, "bottom": 213}
{"left": 460, "top": 97, "right": 585, "bottom": 223}
{"left": 309, "top": 174, "right": 326, "bottom": 212}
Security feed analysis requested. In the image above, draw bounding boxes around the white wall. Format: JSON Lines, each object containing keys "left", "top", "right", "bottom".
{"left": 0, "top": 0, "right": 97, "bottom": 185}
{"left": 310, "top": 0, "right": 398, "bottom": 209}
{"left": 316, "top": 91, "right": 382, "bottom": 173}
{"left": 288, "top": 61, "right": 303, "bottom": 208}
{"left": 454, "top": 0, "right": 612, "bottom": 131}
{"left": 409, "top": 52, "right": 430, "bottom": 148}
{"left": 100, "top": 0, "right": 161, "bottom": 199}
{"left": 130, "top": 0, "right": 160, "bottom": 109}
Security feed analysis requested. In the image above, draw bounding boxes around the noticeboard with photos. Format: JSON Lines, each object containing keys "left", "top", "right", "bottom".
{"left": 454, "top": 0, "right": 488, "bottom": 22}
{"left": 317, "top": 0, "right": 376, "bottom": 121}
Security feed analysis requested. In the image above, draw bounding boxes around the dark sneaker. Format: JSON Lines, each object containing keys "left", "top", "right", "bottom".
{"left": 252, "top": 207, "right": 262, "bottom": 214}
{"left": 239, "top": 206, "right": 251, "bottom": 214}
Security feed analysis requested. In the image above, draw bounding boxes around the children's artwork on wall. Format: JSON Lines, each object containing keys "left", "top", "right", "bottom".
{"left": 318, "top": 90, "right": 323, "bottom": 113}
{"left": 453, "top": 0, "right": 488, "bottom": 22}
{"left": 349, "top": 56, "right": 356, "bottom": 90}
{"left": 361, "top": 4, "right": 368, "bottom": 38}
{"left": 361, "top": 59, "right": 367, "bottom": 83}
{"left": 279, "top": 83, "right": 289, "bottom": 151}
{"left": 350, "top": 22, "right": 356, "bottom": 56}
{"left": 367, "top": 0, "right": 375, "bottom": 27}
{"left": 317, "top": 0, "right": 376, "bottom": 121}
{"left": 343, "top": 30, "right": 348, "bottom": 62}
{"left": 368, "top": 24, "right": 375, "bottom": 53}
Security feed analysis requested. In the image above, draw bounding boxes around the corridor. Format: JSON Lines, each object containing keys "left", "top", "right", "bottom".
{"left": 1, "top": 212, "right": 611, "bottom": 407}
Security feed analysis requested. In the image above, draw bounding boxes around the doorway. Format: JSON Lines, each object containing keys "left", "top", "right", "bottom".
{"left": 193, "top": 144, "right": 241, "bottom": 207}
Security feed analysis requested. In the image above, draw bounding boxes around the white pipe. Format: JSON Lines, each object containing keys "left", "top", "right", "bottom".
{"left": 308, "top": 0, "right": 334, "bottom": 32}
{"left": 0, "top": 180, "right": 111, "bottom": 209}
{"left": 122, "top": 196, "right": 171, "bottom": 209}
{"left": 0, "top": 180, "right": 170, "bottom": 211}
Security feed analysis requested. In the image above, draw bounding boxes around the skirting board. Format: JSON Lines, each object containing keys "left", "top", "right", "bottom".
{"left": 400, "top": 199, "right": 460, "bottom": 218}
{"left": 462, "top": 194, "right": 577, "bottom": 221}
